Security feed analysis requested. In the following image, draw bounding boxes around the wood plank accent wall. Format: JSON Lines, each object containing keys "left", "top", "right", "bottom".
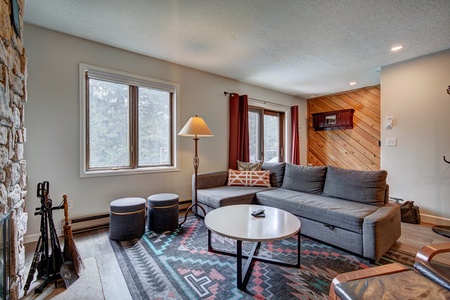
{"left": 307, "top": 85, "right": 381, "bottom": 171}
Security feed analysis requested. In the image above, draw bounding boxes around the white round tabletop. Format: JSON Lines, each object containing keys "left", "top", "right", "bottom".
{"left": 204, "top": 204, "right": 300, "bottom": 242}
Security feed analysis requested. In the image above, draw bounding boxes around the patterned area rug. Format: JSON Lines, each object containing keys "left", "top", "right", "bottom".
{"left": 111, "top": 217, "right": 412, "bottom": 299}
{"left": 383, "top": 247, "right": 416, "bottom": 267}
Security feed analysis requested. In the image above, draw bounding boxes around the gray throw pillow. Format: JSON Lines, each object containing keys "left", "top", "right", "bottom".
{"left": 262, "top": 162, "right": 286, "bottom": 187}
{"left": 281, "top": 163, "right": 327, "bottom": 194}
{"left": 322, "top": 166, "right": 388, "bottom": 206}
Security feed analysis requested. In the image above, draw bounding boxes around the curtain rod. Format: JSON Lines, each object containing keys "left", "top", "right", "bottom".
{"left": 223, "top": 91, "right": 291, "bottom": 109}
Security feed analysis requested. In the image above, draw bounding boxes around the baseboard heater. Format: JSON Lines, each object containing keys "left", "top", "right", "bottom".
{"left": 62, "top": 213, "right": 110, "bottom": 234}
{"left": 65, "top": 201, "right": 191, "bottom": 233}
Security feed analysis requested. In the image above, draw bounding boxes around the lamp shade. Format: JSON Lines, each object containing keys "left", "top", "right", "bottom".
{"left": 178, "top": 115, "right": 214, "bottom": 137}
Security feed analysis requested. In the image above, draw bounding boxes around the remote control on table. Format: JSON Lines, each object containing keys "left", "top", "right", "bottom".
{"left": 252, "top": 209, "right": 265, "bottom": 217}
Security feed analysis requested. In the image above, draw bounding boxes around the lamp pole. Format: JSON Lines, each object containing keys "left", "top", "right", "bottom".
{"left": 179, "top": 136, "right": 206, "bottom": 226}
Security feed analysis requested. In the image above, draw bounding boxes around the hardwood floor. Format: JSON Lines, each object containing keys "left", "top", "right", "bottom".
{"left": 21, "top": 227, "right": 131, "bottom": 300}
{"left": 20, "top": 220, "right": 450, "bottom": 299}
{"left": 391, "top": 222, "right": 450, "bottom": 264}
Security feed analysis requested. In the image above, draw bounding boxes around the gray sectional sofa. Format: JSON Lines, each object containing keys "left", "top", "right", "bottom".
{"left": 193, "top": 163, "right": 401, "bottom": 261}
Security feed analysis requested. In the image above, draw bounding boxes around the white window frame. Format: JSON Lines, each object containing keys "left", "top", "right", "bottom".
{"left": 79, "top": 63, "right": 180, "bottom": 177}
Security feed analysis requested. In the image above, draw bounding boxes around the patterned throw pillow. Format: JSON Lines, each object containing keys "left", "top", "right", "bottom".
{"left": 227, "top": 169, "right": 271, "bottom": 187}
{"left": 237, "top": 160, "right": 263, "bottom": 171}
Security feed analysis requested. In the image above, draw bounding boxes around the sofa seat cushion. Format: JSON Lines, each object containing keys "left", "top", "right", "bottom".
{"left": 256, "top": 188, "right": 378, "bottom": 233}
{"left": 197, "top": 186, "right": 271, "bottom": 209}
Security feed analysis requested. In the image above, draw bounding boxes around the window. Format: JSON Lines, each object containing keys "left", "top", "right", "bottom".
{"left": 80, "top": 64, "right": 180, "bottom": 177}
{"left": 248, "top": 107, "right": 285, "bottom": 163}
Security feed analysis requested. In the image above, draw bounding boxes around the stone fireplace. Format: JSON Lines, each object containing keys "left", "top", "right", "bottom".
{"left": 0, "top": 213, "right": 11, "bottom": 299}
{"left": 0, "top": 0, "right": 28, "bottom": 299}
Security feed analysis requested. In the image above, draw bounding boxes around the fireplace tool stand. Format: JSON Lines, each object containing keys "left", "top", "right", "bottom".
{"left": 23, "top": 182, "right": 65, "bottom": 295}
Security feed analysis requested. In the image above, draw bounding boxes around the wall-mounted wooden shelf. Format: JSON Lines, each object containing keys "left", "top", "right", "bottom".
{"left": 311, "top": 109, "right": 355, "bottom": 131}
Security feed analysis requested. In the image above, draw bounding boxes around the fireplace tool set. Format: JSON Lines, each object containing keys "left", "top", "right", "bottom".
{"left": 23, "top": 182, "right": 82, "bottom": 295}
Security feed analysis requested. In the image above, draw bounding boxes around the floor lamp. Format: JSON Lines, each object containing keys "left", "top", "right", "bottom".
{"left": 178, "top": 115, "right": 214, "bottom": 226}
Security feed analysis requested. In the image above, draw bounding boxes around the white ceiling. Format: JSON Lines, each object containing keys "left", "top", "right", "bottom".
{"left": 24, "top": 0, "right": 450, "bottom": 99}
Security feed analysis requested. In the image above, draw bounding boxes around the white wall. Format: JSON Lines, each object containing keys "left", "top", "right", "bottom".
{"left": 381, "top": 49, "right": 450, "bottom": 225}
{"left": 23, "top": 24, "right": 307, "bottom": 241}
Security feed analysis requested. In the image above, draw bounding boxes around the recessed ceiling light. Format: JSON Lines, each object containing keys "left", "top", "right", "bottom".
{"left": 391, "top": 45, "right": 404, "bottom": 52}
{"left": 349, "top": 81, "right": 357, "bottom": 86}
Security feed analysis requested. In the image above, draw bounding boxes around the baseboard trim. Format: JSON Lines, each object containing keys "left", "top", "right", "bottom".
{"left": 24, "top": 233, "right": 43, "bottom": 244}
{"left": 420, "top": 213, "right": 450, "bottom": 226}
{"left": 178, "top": 199, "right": 191, "bottom": 212}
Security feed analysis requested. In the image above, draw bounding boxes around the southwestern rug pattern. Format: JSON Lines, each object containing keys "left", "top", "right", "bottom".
{"left": 111, "top": 217, "right": 410, "bottom": 299}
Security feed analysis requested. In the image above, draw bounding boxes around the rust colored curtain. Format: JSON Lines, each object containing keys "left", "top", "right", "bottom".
{"left": 228, "top": 93, "right": 249, "bottom": 169}
{"left": 291, "top": 105, "right": 300, "bottom": 165}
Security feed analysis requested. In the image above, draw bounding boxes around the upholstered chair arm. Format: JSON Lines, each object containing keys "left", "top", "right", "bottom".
{"left": 328, "top": 263, "right": 409, "bottom": 300}
{"left": 415, "top": 242, "right": 450, "bottom": 263}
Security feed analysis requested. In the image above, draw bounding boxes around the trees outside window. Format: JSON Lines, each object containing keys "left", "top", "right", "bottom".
{"left": 88, "top": 79, "right": 130, "bottom": 168}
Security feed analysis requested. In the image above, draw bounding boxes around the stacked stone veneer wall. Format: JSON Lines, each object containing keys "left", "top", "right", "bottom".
{"left": 0, "top": 1, "right": 28, "bottom": 299}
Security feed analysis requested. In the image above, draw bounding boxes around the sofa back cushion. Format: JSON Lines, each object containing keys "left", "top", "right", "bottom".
{"left": 322, "top": 166, "right": 388, "bottom": 206}
{"left": 281, "top": 163, "right": 327, "bottom": 194}
{"left": 262, "top": 162, "right": 286, "bottom": 187}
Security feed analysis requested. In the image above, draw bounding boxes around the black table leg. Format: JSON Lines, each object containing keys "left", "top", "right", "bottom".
{"left": 208, "top": 229, "right": 212, "bottom": 252}
{"left": 208, "top": 230, "right": 301, "bottom": 290}
{"left": 238, "top": 240, "right": 260, "bottom": 290}
{"left": 237, "top": 240, "right": 243, "bottom": 290}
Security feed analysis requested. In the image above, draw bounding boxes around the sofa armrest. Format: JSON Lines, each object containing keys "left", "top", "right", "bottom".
{"left": 192, "top": 171, "right": 228, "bottom": 207}
{"left": 193, "top": 171, "right": 228, "bottom": 190}
{"left": 363, "top": 203, "right": 401, "bottom": 261}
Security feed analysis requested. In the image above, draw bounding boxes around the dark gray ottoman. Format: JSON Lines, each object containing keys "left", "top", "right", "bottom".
{"left": 147, "top": 193, "right": 179, "bottom": 232}
{"left": 109, "top": 197, "right": 146, "bottom": 241}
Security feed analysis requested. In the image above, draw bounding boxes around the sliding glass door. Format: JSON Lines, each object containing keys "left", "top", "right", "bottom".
{"left": 248, "top": 107, "right": 284, "bottom": 163}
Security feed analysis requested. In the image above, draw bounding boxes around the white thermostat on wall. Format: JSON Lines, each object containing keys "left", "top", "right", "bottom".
{"left": 385, "top": 116, "right": 393, "bottom": 130}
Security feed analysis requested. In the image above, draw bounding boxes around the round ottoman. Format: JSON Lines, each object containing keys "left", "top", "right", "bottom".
{"left": 109, "top": 197, "right": 146, "bottom": 241}
{"left": 147, "top": 193, "right": 179, "bottom": 232}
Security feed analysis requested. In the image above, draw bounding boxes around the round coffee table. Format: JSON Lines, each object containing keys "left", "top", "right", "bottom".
{"left": 205, "top": 204, "right": 301, "bottom": 290}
